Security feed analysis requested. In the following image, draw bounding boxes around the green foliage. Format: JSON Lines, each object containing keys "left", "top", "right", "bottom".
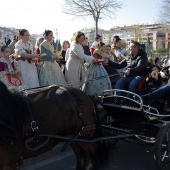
{"left": 54, "top": 39, "right": 62, "bottom": 51}
{"left": 156, "top": 48, "right": 167, "bottom": 54}
{"left": 58, "top": 39, "right": 61, "bottom": 51}
{"left": 53, "top": 40, "right": 56, "bottom": 50}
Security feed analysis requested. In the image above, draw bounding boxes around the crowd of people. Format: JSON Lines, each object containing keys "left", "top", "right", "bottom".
{"left": 0, "top": 29, "right": 170, "bottom": 109}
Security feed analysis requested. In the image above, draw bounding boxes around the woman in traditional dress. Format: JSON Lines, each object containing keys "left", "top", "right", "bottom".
{"left": 14, "top": 29, "right": 41, "bottom": 89}
{"left": 83, "top": 42, "right": 112, "bottom": 96}
{"left": 35, "top": 37, "right": 44, "bottom": 55}
{"left": 35, "top": 37, "right": 44, "bottom": 67}
{"left": 0, "top": 45, "right": 23, "bottom": 90}
{"left": 65, "top": 31, "right": 95, "bottom": 89}
{"left": 37, "top": 30, "right": 66, "bottom": 86}
{"left": 8, "top": 35, "right": 18, "bottom": 55}
{"left": 60, "top": 40, "right": 70, "bottom": 73}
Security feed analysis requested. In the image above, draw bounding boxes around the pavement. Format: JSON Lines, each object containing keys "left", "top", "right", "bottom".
{"left": 21, "top": 143, "right": 76, "bottom": 170}
{"left": 20, "top": 140, "right": 159, "bottom": 170}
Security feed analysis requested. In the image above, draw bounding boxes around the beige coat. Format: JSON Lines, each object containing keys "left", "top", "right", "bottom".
{"left": 65, "top": 42, "right": 94, "bottom": 88}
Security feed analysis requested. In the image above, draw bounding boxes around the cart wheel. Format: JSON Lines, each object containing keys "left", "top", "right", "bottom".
{"left": 155, "top": 122, "right": 170, "bottom": 170}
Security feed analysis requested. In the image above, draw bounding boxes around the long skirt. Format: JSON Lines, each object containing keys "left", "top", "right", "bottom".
{"left": 82, "top": 64, "right": 112, "bottom": 96}
{"left": 16, "top": 60, "right": 40, "bottom": 89}
{"left": 37, "top": 61, "right": 66, "bottom": 86}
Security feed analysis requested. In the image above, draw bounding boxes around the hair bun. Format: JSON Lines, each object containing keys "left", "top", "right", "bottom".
{"left": 113, "top": 35, "right": 121, "bottom": 43}
{"left": 114, "top": 35, "right": 119, "bottom": 39}
{"left": 43, "top": 30, "right": 52, "bottom": 37}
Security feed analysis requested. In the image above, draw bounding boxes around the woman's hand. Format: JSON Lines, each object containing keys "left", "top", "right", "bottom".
{"left": 160, "top": 71, "right": 168, "bottom": 79}
{"left": 13, "top": 71, "right": 21, "bottom": 77}
{"left": 104, "top": 59, "right": 108, "bottom": 64}
{"left": 123, "top": 69, "right": 130, "bottom": 76}
{"left": 15, "top": 55, "right": 24, "bottom": 61}
{"left": 10, "top": 53, "right": 17, "bottom": 59}
{"left": 120, "top": 55, "right": 125, "bottom": 59}
{"left": 92, "top": 59, "right": 97, "bottom": 64}
{"left": 35, "top": 54, "right": 43, "bottom": 59}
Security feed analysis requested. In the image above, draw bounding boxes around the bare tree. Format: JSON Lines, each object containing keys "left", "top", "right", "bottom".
{"left": 159, "top": 0, "right": 170, "bottom": 23}
{"left": 62, "top": 0, "right": 122, "bottom": 35}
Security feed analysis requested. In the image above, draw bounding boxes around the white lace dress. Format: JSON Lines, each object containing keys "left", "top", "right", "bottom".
{"left": 15, "top": 41, "right": 40, "bottom": 89}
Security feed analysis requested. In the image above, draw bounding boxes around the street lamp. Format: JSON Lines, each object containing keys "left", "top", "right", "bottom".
{"left": 55, "top": 29, "right": 58, "bottom": 51}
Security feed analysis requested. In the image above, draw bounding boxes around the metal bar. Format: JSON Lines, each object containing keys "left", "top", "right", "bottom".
{"left": 101, "top": 89, "right": 143, "bottom": 109}
{"left": 100, "top": 124, "right": 133, "bottom": 133}
{"left": 38, "top": 134, "right": 134, "bottom": 143}
{"left": 103, "top": 103, "right": 142, "bottom": 111}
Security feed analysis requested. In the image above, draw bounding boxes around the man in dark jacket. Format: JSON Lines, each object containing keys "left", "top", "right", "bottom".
{"left": 107, "top": 40, "right": 148, "bottom": 97}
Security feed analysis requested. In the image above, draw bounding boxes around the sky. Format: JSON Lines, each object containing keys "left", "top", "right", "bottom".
{"left": 0, "top": 0, "right": 161, "bottom": 42}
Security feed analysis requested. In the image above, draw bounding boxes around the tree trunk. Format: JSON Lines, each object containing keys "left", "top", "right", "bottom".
{"left": 95, "top": 19, "right": 98, "bottom": 36}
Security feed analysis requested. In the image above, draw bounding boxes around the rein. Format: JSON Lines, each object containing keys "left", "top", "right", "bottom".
{"left": 24, "top": 86, "right": 97, "bottom": 151}
{"left": 59, "top": 86, "right": 96, "bottom": 131}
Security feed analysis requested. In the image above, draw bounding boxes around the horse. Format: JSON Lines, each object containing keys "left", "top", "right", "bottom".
{"left": 0, "top": 81, "right": 107, "bottom": 170}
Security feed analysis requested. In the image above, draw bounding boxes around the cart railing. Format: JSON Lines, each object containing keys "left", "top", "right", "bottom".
{"left": 101, "top": 89, "right": 170, "bottom": 118}
{"left": 101, "top": 89, "right": 143, "bottom": 110}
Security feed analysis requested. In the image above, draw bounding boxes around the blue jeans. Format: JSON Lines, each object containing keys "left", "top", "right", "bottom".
{"left": 115, "top": 76, "right": 143, "bottom": 98}
{"left": 144, "top": 84, "right": 170, "bottom": 105}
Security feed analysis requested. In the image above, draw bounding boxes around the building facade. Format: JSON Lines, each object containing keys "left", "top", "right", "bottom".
{"left": 0, "top": 27, "right": 17, "bottom": 43}
{"left": 111, "top": 24, "right": 170, "bottom": 52}
{"left": 80, "top": 24, "right": 170, "bottom": 54}
{"left": 0, "top": 27, "right": 42, "bottom": 51}
{"left": 80, "top": 28, "right": 115, "bottom": 46}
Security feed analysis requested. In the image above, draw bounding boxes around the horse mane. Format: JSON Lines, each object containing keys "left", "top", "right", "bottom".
{"left": 0, "top": 81, "right": 13, "bottom": 108}
{"left": 0, "top": 81, "right": 29, "bottom": 114}
{"left": 0, "top": 81, "right": 30, "bottom": 145}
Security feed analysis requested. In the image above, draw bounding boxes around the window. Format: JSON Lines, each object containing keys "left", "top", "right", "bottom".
{"left": 157, "top": 33, "right": 165, "bottom": 38}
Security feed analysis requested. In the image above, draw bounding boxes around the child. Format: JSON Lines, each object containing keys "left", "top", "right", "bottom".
{"left": 0, "top": 45, "right": 23, "bottom": 90}
{"left": 83, "top": 42, "right": 112, "bottom": 96}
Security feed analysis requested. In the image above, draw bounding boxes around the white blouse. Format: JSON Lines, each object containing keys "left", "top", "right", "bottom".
{"left": 15, "top": 41, "right": 33, "bottom": 55}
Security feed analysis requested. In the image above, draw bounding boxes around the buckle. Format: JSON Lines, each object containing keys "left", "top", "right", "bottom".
{"left": 31, "top": 121, "right": 38, "bottom": 131}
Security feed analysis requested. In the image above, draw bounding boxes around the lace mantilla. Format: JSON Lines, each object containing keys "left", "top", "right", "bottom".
{"left": 41, "top": 40, "right": 54, "bottom": 54}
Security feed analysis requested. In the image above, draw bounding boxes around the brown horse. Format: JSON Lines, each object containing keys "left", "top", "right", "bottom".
{"left": 0, "top": 81, "right": 106, "bottom": 170}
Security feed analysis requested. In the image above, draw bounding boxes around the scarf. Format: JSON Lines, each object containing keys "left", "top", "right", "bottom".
{"left": 41, "top": 40, "right": 54, "bottom": 54}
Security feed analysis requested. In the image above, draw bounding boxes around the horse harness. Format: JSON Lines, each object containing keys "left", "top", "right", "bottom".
{"left": 59, "top": 86, "right": 96, "bottom": 136}
{"left": 22, "top": 86, "right": 96, "bottom": 151}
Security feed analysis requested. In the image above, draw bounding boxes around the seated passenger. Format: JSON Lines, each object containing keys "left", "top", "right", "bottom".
{"left": 110, "top": 36, "right": 127, "bottom": 77}
{"left": 106, "top": 40, "right": 148, "bottom": 98}
{"left": 154, "top": 57, "right": 162, "bottom": 71}
{"left": 147, "top": 57, "right": 155, "bottom": 72}
{"left": 139, "top": 65, "right": 169, "bottom": 95}
{"left": 142, "top": 84, "right": 170, "bottom": 106}
{"left": 0, "top": 45, "right": 23, "bottom": 90}
{"left": 103, "top": 44, "right": 121, "bottom": 87}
